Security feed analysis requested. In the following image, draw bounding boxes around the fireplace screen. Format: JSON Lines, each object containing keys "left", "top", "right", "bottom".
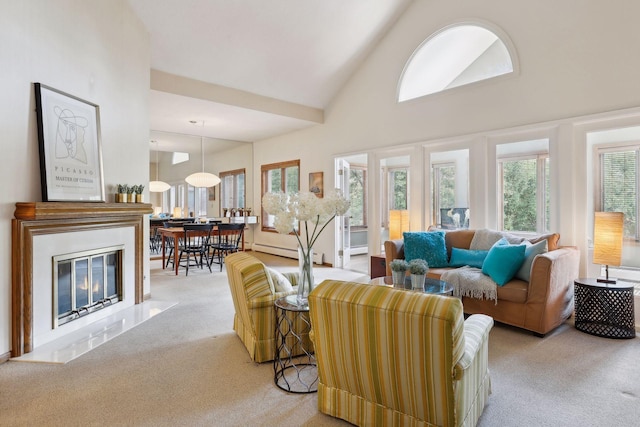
{"left": 53, "top": 246, "right": 124, "bottom": 328}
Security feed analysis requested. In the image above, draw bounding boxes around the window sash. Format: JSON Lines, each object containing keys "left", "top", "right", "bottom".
{"left": 598, "top": 147, "right": 639, "bottom": 240}
{"left": 432, "top": 162, "right": 456, "bottom": 227}
{"left": 349, "top": 166, "right": 367, "bottom": 228}
{"left": 220, "top": 169, "right": 246, "bottom": 211}
{"left": 498, "top": 154, "right": 549, "bottom": 233}
{"left": 261, "top": 160, "right": 300, "bottom": 231}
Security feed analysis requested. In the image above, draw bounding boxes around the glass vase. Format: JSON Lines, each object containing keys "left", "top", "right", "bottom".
{"left": 297, "top": 245, "right": 314, "bottom": 306}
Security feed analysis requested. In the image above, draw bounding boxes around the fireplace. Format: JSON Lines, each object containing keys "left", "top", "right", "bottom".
{"left": 12, "top": 202, "right": 152, "bottom": 357}
{"left": 53, "top": 246, "right": 124, "bottom": 328}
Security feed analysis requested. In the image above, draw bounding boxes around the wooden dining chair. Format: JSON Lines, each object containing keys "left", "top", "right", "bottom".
{"left": 178, "top": 223, "right": 214, "bottom": 275}
{"left": 208, "top": 223, "right": 245, "bottom": 271}
{"left": 162, "top": 220, "right": 194, "bottom": 269}
{"left": 162, "top": 221, "right": 179, "bottom": 269}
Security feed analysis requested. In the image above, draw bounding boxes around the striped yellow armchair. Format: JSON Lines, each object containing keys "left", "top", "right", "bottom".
{"left": 225, "top": 252, "right": 301, "bottom": 363}
{"left": 308, "top": 280, "right": 493, "bottom": 427}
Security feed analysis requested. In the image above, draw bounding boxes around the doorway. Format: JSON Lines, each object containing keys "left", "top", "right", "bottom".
{"left": 335, "top": 154, "right": 368, "bottom": 274}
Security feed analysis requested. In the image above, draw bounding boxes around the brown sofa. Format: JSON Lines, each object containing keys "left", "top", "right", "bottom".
{"left": 384, "top": 229, "right": 580, "bottom": 336}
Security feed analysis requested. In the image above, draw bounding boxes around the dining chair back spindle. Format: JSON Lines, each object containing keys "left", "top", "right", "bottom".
{"left": 209, "top": 223, "right": 245, "bottom": 271}
{"left": 162, "top": 219, "right": 196, "bottom": 269}
{"left": 162, "top": 221, "right": 179, "bottom": 269}
{"left": 179, "top": 223, "right": 214, "bottom": 275}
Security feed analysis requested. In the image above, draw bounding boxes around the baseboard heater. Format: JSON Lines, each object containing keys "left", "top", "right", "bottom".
{"left": 251, "top": 243, "right": 324, "bottom": 265}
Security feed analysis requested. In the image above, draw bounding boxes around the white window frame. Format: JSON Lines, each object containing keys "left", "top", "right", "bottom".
{"left": 220, "top": 168, "right": 246, "bottom": 212}
{"left": 595, "top": 143, "right": 640, "bottom": 242}
{"left": 432, "top": 162, "right": 456, "bottom": 227}
{"left": 497, "top": 153, "right": 549, "bottom": 233}
{"left": 398, "top": 22, "right": 518, "bottom": 102}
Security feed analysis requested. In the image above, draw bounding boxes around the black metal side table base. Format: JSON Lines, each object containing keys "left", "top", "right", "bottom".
{"left": 273, "top": 297, "right": 318, "bottom": 393}
{"left": 574, "top": 278, "right": 636, "bottom": 339}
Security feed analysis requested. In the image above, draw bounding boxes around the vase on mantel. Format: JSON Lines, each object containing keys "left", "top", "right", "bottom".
{"left": 296, "top": 245, "right": 314, "bottom": 305}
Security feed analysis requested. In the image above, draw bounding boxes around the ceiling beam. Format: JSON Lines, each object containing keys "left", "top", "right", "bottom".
{"left": 151, "top": 69, "right": 324, "bottom": 124}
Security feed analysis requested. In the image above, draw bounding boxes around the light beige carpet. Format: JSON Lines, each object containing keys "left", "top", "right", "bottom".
{"left": 0, "top": 253, "right": 638, "bottom": 426}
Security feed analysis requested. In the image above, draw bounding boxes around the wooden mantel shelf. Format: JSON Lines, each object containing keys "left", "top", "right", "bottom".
{"left": 14, "top": 202, "right": 153, "bottom": 220}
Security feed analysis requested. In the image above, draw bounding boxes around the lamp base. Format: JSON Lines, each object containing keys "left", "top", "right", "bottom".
{"left": 597, "top": 277, "right": 617, "bottom": 284}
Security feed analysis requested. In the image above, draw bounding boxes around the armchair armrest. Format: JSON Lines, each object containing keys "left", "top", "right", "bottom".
{"left": 453, "top": 314, "right": 494, "bottom": 380}
{"left": 528, "top": 246, "right": 580, "bottom": 304}
{"left": 453, "top": 314, "right": 494, "bottom": 426}
{"left": 383, "top": 239, "right": 405, "bottom": 276}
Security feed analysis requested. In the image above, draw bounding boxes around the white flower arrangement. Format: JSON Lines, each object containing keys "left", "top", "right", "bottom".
{"left": 262, "top": 189, "right": 350, "bottom": 304}
{"left": 262, "top": 189, "right": 350, "bottom": 248}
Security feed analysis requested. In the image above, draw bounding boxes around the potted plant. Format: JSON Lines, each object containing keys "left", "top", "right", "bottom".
{"left": 389, "top": 259, "right": 408, "bottom": 285}
{"left": 116, "top": 184, "right": 127, "bottom": 203}
{"left": 126, "top": 185, "right": 136, "bottom": 203}
{"left": 408, "top": 259, "right": 429, "bottom": 290}
{"left": 134, "top": 184, "right": 144, "bottom": 203}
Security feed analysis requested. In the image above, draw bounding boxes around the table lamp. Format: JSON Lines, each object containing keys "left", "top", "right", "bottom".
{"left": 389, "top": 210, "right": 409, "bottom": 240}
{"left": 172, "top": 207, "right": 183, "bottom": 218}
{"left": 593, "top": 211, "right": 624, "bottom": 284}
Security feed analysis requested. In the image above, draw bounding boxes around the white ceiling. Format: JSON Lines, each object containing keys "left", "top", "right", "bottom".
{"left": 126, "top": 0, "right": 412, "bottom": 153}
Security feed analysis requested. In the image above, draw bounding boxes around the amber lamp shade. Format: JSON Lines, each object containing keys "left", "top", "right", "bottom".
{"left": 389, "top": 210, "right": 410, "bottom": 241}
{"left": 593, "top": 211, "right": 624, "bottom": 283}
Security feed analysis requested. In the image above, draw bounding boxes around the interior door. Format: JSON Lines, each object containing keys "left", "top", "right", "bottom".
{"left": 335, "top": 158, "right": 351, "bottom": 268}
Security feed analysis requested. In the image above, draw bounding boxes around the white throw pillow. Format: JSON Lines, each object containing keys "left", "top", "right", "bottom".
{"left": 470, "top": 229, "right": 525, "bottom": 250}
{"left": 266, "top": 267, "right": 294, "bottom": 292}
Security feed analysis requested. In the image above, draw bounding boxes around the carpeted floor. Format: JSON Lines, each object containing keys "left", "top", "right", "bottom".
{"left": 0, "top": 253, "right": 639, "bottom": 426}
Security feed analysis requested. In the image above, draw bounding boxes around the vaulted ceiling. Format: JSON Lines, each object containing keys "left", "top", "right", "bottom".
{"left": 126, "top": 0, "right": 413, "bottom": 154}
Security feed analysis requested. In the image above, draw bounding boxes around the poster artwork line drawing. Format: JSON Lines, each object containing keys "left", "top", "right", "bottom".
{"left": 54, "top": 105, "right": 89, "bottom": 164}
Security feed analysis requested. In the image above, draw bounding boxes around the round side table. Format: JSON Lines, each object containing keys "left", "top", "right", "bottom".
{"left": 273, "top": 297, "right": 318, "bottom": 393}
{"left": 574, "top": 278, "right": 636, "bottom": 339}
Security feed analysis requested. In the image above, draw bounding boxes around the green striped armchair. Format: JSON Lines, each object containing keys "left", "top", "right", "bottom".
{"left": 308, "top": 280, "right": 493, "bottom": 427}
{"left": 225, "top": 252, "right": 301, "bottom": 363}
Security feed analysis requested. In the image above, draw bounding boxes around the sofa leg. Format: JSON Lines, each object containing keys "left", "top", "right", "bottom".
{"left": 532, "top": 331, "right": 545, "bottom": 338}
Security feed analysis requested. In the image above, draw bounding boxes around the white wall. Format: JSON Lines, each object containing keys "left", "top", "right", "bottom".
{"left": 251, "top": 0, "right": 640, "bottom": 269}
{"left": 0, "top": 0, "right": 150, "bottom": 356}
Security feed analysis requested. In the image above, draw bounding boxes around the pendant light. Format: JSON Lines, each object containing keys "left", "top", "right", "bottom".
{"left": 185, "top": 132, "right": 220, "bottom": 188}
{"left": 149, "top": 141, "right": 170, "bottom": 192}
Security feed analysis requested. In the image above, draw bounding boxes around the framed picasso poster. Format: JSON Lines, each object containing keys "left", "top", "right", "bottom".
{"left": 34, "top": 83, "right": 105, "bottom": 202}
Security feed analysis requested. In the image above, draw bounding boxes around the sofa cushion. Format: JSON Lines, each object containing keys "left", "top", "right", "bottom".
{"left": 495, "top": 279, "right": 529, "bottom": 304}
{"left": 444, "top": 229, "right": 476, "bottom": 257}
{"left": 266, "top": 267, "right": 294, "bottom": 292}
{"left": 515, "top": 239, "right": 548, "bottom": 282}
{"left": 481, "top": 238, "right": 526, "bottom": 286}
{"left": 428, "top": 267, "right": 529, "bottom": 303}
{"left": 403, "top": 231, "right": 449, "bottom": 268}
{"left": 469, "top": 229, "right": 525, "bottom": 250}
{"left": 449, "top": 248, "right": 489, "bottom": 269}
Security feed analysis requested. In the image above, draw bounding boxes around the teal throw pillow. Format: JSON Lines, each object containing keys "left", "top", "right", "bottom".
{"left": 449, "top": 248, "right": 489, "bottom": 269}
{"left": 481, "top": 239, "right": 526, "bottom": 286}
{"left": 403, "top": 231, "right": 448, "bottom": 268}
{"left": 515, "top": 239, "right": 548, "bottom": 282}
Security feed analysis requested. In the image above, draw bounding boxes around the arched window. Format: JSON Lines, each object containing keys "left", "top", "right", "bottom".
{"left": 398, "top": 24, "right": 515, "bottom": 102}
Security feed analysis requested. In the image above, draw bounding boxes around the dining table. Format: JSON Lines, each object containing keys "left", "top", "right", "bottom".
{"left": 157, "top": 225, "right": 246, "bottom": 275}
